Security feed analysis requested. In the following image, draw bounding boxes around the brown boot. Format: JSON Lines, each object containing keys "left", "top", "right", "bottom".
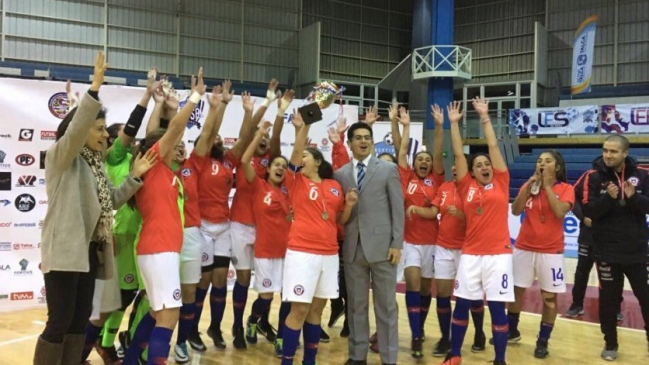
{"left": 33, "top": 336, "right": 63, "bottom": 365}
{"left": 61, "top": 334, "right": 86, "bottom": 365}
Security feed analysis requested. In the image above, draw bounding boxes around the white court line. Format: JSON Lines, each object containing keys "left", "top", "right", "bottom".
{"left": 32, "top": 320, "right": 45, "bottom": 326}
{"left": 191, "top": 352, "right": 202, "bottom": 364}
{"left": 0, "top": 334, "right": 40, "bottom": 347}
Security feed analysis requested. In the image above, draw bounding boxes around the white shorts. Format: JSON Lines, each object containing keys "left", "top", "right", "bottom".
{"left": 454, "top": 254, "right": 515, "bottom": 302}
{"left": 137, "top": 252, "right": 182, "bottom": 311}
{"left": 513, "top": 248, "right": 566, "bottom": 293}
{"left": 282, "top": 249, "right": 339, "bottom": 303}
{"left": 402, "top": 242, "right": 435, "bottom": 279}
{"left": 90, "top": 264, "right": 121, "bottom": 320}
{"left": 201, "top": 220, "right": 231, "bottom": 260}
{"left": 230, "top": 222, "right": 256, "bottom": 270}
{"left": 253, "top": 258, "right": 284, "bottom": 293}
{"left": 180, "top": 227, "right": 203, "bottom": 284}
{"left": 434, "top": 246, "right": 462, "bottom": 280}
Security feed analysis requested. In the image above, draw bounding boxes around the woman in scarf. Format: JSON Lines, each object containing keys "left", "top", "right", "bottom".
{"left": 33, "top": 51, "right": 157, "bottom": 365}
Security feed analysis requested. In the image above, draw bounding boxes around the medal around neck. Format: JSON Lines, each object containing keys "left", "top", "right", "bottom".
{"left": 321, "top": 211, "right": 329, "bottom": 220}
{"left": 476, "top": 206, "right": 483, "bottom": 215}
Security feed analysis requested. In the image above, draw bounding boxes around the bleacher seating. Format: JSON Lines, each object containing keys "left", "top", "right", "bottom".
{"left": 508, "top": 147, "right": 649, "bottom": 200}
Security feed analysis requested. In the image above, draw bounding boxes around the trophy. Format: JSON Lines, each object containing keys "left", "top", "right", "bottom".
{"left": 298, "top": 81, "right": 345, "bottom": 124}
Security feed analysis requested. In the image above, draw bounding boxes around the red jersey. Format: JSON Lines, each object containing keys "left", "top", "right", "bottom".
{"left": 194, "top": 150, "right": 239, "bottom": 223}
{"left": 230, "top": 154, "right": 270, "bottom": 225}
{"left": 399, "top": 166, "right": 444, "bottom": 245}
{"left": 251, "top": 176, "right": 290, "bottom": 258}
{"left": 515, "top": 182, "right": 575, "bottom": 253}
{"left": 284, "top": 170, "right": 344, "bottom": 255}
{"left": 136, "top": 142, "right": 184, "bottom": 254}
{"left": 459, "top": 168, "right": 512, "bottom": 255}
{"left": 331, "top": 139, "right": 350, "bottom": 241}
{"left": 432, "top": 181, "right": 465, "bottom": 250}
{"left": 177, "top": 155, "right": 201, "bottom": 228}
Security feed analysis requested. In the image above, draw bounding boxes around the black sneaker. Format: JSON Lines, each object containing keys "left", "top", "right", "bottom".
{"left": 421, "top": 328, "right": 425, "bottom": 342}
{"left": 256, "top": 318, "right": 277, "bottom": 342}
{"left": 340, "top": 324, "right": 350, "bottom": 338}
{"left": 471, "top": 331, "right": 486, "bottom": 352}
{"left": 319, "top": 327, "right": 330, "bottom": 343}
{"left": 207, "top": 327, "right": 226, "bottom": 349}
{"left": 245, "top": 316, "right": 258, "bottom": 345}
{"left": 328, "top": 300, "right": 345, "bottom": 328}
{"left": 187, "top": 327, "right": 207, "bottom": 352}
{"left": 565, "top": 303, "right": 585, "bottom": 318}
{"left": 489, "top": 329, "right": 521, "bottom": 345}
{"left": 493, "top": 361, "right": 507, "bottom": 365}
{"left": 411, "top": 337, "right": 423, "bottom": 359}
{"left": 534, "top": 338, "right": 549, "bottom": 358}
{"left": 232, "top": 326, "right": 247, "bottom": 349}
{"left": 117, "top": 330, "right": 130, "bottom": 358}
{"left": 432, "top": 339, "right": 451, "bottom": 357}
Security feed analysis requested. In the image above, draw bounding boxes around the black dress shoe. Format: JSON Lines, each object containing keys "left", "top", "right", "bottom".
{"left": 343, "top": 359, "right": 367, "bottom": 365}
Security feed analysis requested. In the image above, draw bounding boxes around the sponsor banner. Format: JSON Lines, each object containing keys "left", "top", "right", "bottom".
{"left": 601, "top": 104, "right": 649, "bottom": 134}
{"left": 571, "top": 15, "right": 598, "bottom": 95}
{"left": 510, "top": 106, "right": 599, "bottom": 136}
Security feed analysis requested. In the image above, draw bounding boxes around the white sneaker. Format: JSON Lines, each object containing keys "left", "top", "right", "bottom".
{"left": 174, "top": 343, "right": 190, "bottom": 364}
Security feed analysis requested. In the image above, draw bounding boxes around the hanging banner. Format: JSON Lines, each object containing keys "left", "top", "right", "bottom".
{"left": 509, "top": 106, "right": 599, "bottom": 136}
{"left": 601, "top": 104, "right": 649, "bottom": 134}
{"left": 571, "top": 15, "right": 598, "bottom": 95}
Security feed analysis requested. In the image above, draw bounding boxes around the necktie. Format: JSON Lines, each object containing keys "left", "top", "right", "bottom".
{"left": 357, "top": 161, "right": 365, "bottom": 190}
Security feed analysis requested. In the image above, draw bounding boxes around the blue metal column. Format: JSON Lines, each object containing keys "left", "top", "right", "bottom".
{"left": 427, "top": 0, "right": 454, "bottom": 130}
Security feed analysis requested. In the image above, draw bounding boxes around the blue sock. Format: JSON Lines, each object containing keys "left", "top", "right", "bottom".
{"left": 177, "top": 303, "right": 195, "bottom": 345}
{"left": 232, "top": 282, "right": 249, "bottom": 328}
{"left": 405, "top": 291, "right": 422, "bottom": 339}
{"left": 193, "top": 286, "right": 208, "bottom": 328}
{"left": 470, "top": 300, "right": 485, "bottom": 335}
{"left": 302, "top": 322, "right": 321, "bottom": 365}
{"left": 148, "top": 327, "right": 173, "bottom": 365}
{"left": 123, "top": 313, "right": 156, "bottom": 364}
{"left": 450, "top": 297, "right": 471, "bottom": 356}
{"left": 209, "top": 286, "right": 227, "bottom": 330}
{"left": 277, "top": 301, "right": 291, "bottom": 339}
{"left": 420, "top": 294, "right": 432, "bottom": 330}
{"left": 437, "top": 296, "right": 452, "bottom": 342}
{"left": 508, "top": 311, "right": 520, "bottom": 333}
{"left": 281, "top": 325, "right": 301, "bottom": 365}
{"left": 250, "top": 297, "right": 272, "bottom": 323}
{"left": 539, "top": 322, "right": 554, "bottom": 341}
{"left": 80, "top": 322, "right": 102, "bottom": 361}
{"left": 489, "top": 301, "right": 509, "bottom": 363}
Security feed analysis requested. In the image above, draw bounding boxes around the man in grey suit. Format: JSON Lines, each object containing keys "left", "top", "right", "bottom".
{"left": 334, "top": 122, "right": 405, "bottom": 365}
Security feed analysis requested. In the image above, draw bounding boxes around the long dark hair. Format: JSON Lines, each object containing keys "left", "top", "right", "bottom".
{"left": 468, "top": 153, "right": 491, "bottom": 170}
{"left": 377, "top": 152, "right": 396, "bottom": 163}
{"left": 305, "top": 147, "right": 333, "bottom": 179}
{"left": 106, "top": 123, "right": 124, "bottom": 148}
{"left": 56, "top": 107, "right": 107, "bottom": 141}
{"left": 539, "top": 149, "right": 567, "bottom": 183}
{"left": 127, "top": 128, "right": 166, "bottom": 209}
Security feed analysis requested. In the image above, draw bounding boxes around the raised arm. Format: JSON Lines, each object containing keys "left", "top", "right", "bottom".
{"left": 473, "top": 98, "right": 506, "bottom": 171}
{"left": 397, "top": 107, "right": 410, "bottom": 168}
{"left": 269, "top": 89, "right": 294, "bottom": 157}
{"left": 158, "top": 68, "right": 206, "bottom": 165}
{"left": 49, "top": 51, "right": 106, "bottom": 170}
{"left": 289, "top": 109, "right": 310, "bottom": 167}
{"left": 447, "top": 101, "right": 467, "bottom": 180}
{"left": 328, "top": 126, "right": 350, "bottom": 171}
{"left": 388, "top": 103, "right": 402, "bottom": 157}
{"left": 431, "top": 104, "right": 445, "bottom": 174}
{"left": 228, "top": 92, "right": 256, "bottom": 159}
{"left": 118, "top": 68, "right": 157, "bottom": 148}
{"left": 194, "top": 81, "right": 233, "bottom": 157}
{"left": 242, "top": 121, "right": 273, "bottom": 184}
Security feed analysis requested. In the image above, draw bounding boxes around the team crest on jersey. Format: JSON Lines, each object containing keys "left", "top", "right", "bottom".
{"left": 181, "top": 168, "right": 191, "bottom": 177}
{"left": 629, "top": 177, "right": 639, "bottom": 186}
{"left": 484, "top": 183, "right": 494, "bottom": 190}
{"left": 263, "top": 279, "right": 272, "bottom": 288}
{"left": 260, "top": 158, "right": 269, "bottom": 167}
{"left": 173, "top": 289, "right": 181, "bottom": 301}
{"left": 281, "top": 186, "right": 288, "bottom": 195}
{"left": 224, "top": 161, "right": 232, "bottom": 169}
{"left": 293, "top": 285, "right": 305, "bottom": 296}
{"left": 424, "top": 178, "right": 432, "bottom": 186}
{"left": 123, "top": 274, "right": 134, "bottom": 284}
{"left": 330, "top": 188, "right": 340, "bottom": 196}
{"left": 202, "top": 253, "right": 209, "bottom": 262}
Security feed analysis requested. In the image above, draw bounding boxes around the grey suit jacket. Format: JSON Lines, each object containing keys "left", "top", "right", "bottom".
{"left": 40, "top": 92, "right": 142, "bottom": 279}
{"left": 334, "top": 156, "right": 404, "bottom": 263}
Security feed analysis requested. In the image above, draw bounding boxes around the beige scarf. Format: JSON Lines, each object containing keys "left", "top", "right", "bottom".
{"left": 80, "top": 146, "right": 113, "bottom": 244}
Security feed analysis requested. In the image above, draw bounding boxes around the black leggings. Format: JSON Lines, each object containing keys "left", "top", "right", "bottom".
{"left": 41, "top": 242, "right": 98, "bottom": 343}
